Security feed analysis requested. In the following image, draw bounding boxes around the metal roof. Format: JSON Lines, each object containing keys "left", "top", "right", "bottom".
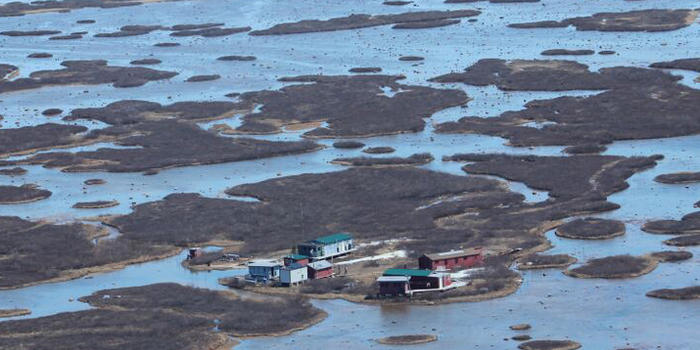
{"left": 312, "top": 232, "right": 352, "bottom": 245}
{"left": 308, "top": 260, "right": 333, "bottom": 270}
{"left": 377, "top": 276, "right": 410, "bottom": 283}
{"left": 422, "top": 248, "right": 482, "bottom": 261}
{"left": 285, "top": 254, "right": 309, "bottom": 260}
{"left": 248, "top": 260, "right": 281, "bottom": 268}
{"left": 383, "top": 268, "right": 433, "bottom": 277}
{"left": 283, "top": 263, "right": 307, "bottom": 270}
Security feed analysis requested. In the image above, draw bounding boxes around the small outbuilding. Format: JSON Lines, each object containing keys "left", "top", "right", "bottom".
{"left": 187, "top": 247, "right": 202, "bottom": 260}
{"left": 280, "top": 263, "right": 308, "bottom": 286}
{"left": 308, "top": 260, "right": 334, "bottom": 279}
{"left": 418, "top": 248, "right": 483, "bottom": 271}
{"left": 297, "top": 232, "right": 355, "bottom": 260}
{"left": 247, "top": 260, "right": 282, "bottom": 282}
{"left": 378, "top": 275, "right": 410, "bottom": 296}
{"left": 284, "top": 254, "right": 309, "bottom": 267}
{"left": 383, "top": 269, "right": 452, "bottom": 291}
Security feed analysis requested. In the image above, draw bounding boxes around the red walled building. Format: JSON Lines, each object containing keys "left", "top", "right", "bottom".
{"left": 284, "top": 254, "right": 309, "bottom": 267}
{"left": 418, "top": 248, "right": 483, "bottom": 270}
{"left": 308, "top": 260, "right": 333, "bottom": 279}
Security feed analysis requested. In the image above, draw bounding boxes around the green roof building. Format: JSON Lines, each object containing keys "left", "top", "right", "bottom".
{"left": 312, "top": 232, "right": 353, "bottom": 245}
{"left": 297, "top": 232, "right": 354, "bottom": 260}
{"left": 383, "top": 269, "right": 433, "bottom": 277}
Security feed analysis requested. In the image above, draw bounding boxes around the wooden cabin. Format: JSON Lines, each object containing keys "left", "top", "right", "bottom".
{"left": 418, "top": 248, "right": 483, "bottom": 271}
{"left": 307, "top": 260, "right": 333, "bottom": 279}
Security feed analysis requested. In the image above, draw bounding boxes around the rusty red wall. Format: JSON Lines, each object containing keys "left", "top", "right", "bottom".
{"left": 310, "top": 267, "right": 333, "bottom": 279}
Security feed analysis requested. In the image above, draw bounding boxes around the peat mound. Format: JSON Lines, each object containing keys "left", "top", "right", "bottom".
{"left": 510, "top": 323, "right": 531, "bottom": 330}
{"left": 517, "top": 254, "right": 576, "bottom": 269}
{"left": 377, "top": 334, "right": 437, "bottom": 345}
{"left": 331, "top": 153, "right": 433, "bottom": 167}
{"left": 186, "top": 74, "right": 220, "bottom": 82}
{"left": 0, "top": 60, "right": 176, "bottom": 93}
{"left": 27, "top": 52, "right": 52, "bottom": 58}
{"left": 444, "top": 153, "right": 659, "bottom": 200}
{"left": 217, "top": 55, "right": 256, "bottom": 61}
{"left": 643, "top": 211, "right": 700, "bottom": 235}
{"left": 541, "top": 49, "right": 594, "bottom": 56}
{"left": 332, "top": 141, "right": 365, "bottom": 149}
{"left": 130, "top": 58, "right": 161, "bottom": 65}
{"left": 555, "top": 218, "right": 625, "bottom": 240}
{"left": 650, "top": 250, "right": 693, "bottom": 262}
{"left": 654, "top": 172, "right": 700, "bottom": 184}
{"left": 646, "top": 286, "right": 700, "bottom": 300}
{"left": 41, "top": 108, "right": 63, "bottom": 116}
{"left": 349, "top": 67, "right": 382, "bottom": 73}
{"left": 0, "top": 283, "right": 324, "bottom": 349}
{"left": 363, "top": 146, "right": 395, "bottom": 154}
{"left": 430, "top": 58, "right": 680, "bottom": 91}
{"left": 9, "top": 100, "right": 320, "bottom": 173}
{"left": 564, "top": 255, "right": 657, "bottom": 279}
{"left": 510, "top": 9, "right": 697, "bottom": 32}
{"left": 651, "top": 58, "right": 700, "bottom": 73}
{"left": 84, "top": 179, "right": 106, "bottom": 185}
{"left": 0, "top": 123, "right": 87, "bottom": 157}
{"left": 0, "top": 185, "right": 51, "bottom": 204}
{"left": 228, "top": 75, "right": 468, "bottom": 138}
{"left": 0, "top": 167, "right": 26, "bottom": 176}
{"left": 664, "top": 234, "right": 700, "bottom": 247}
{"left": 0, "top": 0, "right": 178, "bottom": 17}
{"left": 72, "top": 200, "right": 119, "bottom": 209}
{"left": 518, "top": 340, "right": 581, "bottom": 350}
{"left": 249, "top": 10, "right": 480, "bottom": 35}
{"left": 433, "top": 60, "right": 700, "bottom": 148}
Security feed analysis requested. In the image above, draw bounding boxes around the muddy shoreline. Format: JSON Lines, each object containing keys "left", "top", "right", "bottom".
{"left": 0, "top": 309, "right": 30, "bottom": 318}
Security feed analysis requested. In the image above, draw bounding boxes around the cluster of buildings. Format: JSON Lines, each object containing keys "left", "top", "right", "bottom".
{"left": 246, "top": 232, "right": 355, "bottom": 286}
{"left": 245, "top": 231, "right": 484, "bottom": 296}
{"left": 377, "top": 248, "right": 483, "bottom": 296}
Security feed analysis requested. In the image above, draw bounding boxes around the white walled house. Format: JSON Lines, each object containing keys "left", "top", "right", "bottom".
{"left": 280, "top": 263, "right": 308, "bottom": 286}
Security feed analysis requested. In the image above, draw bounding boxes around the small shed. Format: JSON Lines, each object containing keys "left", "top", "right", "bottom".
{"left": 418, "top": 248, "right": 483, "bottom": 270}
{"left": 248, "top": 260, "right": 282, "bottom": 282}
{"left": 377, "top": 276, "right": 410, "bottom": 296}
{"left": 383, "top": 268, "right": 450, "bottom": 290}
{"left": 308, "top": 260, "right": 333, "bottom": 279}
{"left": 187, "top": 247, "right": 202, "bottom": 260}
{"left": 280, "top": 263, "right": 308, "bottom": 286}
{"left": 297, "top": 232, "right": 354, "bottom": 260}
{"left": 284, "top": 254, "right": 309, "bottom": 267}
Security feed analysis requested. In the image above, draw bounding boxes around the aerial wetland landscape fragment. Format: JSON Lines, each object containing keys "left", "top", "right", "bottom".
{"left": 0, "top": 0, "right": 699, "bottom": 349}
